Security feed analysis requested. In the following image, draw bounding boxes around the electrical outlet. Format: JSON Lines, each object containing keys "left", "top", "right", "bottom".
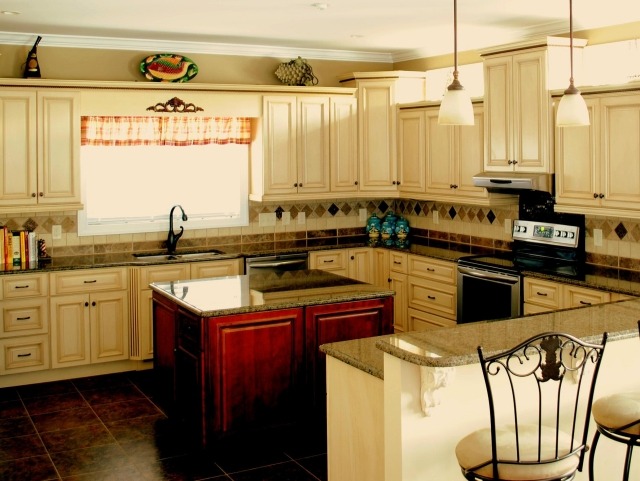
{"left": 298, "top": 212, "right": 306, "bottom": 225}
{"left": 52, "top": 225, "right": 62, "bottom": 239}
{"left": 594, "top": 228, "right": 603, "bottom": 246}
{"left": 432, "top": 211, "right": 439, "bottom": 224}
{"left": 258, "top": 212, "right": 276, "bottom": 227}
{"left": 505, "top": 218, "right": 512, "bottom": 235}
{"left": 281, "top": 211, "right": 291, "bottom": 225}
{"left": 359, "top": 209, "right": 367, "bottom": 222}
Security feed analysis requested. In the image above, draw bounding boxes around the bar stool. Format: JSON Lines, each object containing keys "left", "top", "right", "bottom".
{"left": 588, "top": 320, "right": 640, "bottom": 481}
{"left": 455, "top": 331, "right": 608, "bottom": 481}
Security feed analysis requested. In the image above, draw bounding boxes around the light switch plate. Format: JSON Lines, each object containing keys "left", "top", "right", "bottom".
{"left": 594, "top": 228, "right": 603, "bottom": 246}
{"left": 505, "top": 218, "right": 512, "bottom": 235}
{"left": 281, "top": 211, "right": 291, "bottom": 225}
{"left": 432, "top": 211, "right": 439, "bottom": 224}
{"left": 359, "top": 209, "right": 367, "bottom": 222}
{"left": 52, "top": 225, "right": 62, "bottom": 239}
{"left": 259, "top": 213, "right": 276, "bottom": 227}
{"left": 298, "top": 212, "right": 306, "bottom": 225}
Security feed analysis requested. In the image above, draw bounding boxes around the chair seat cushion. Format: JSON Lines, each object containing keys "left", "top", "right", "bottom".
{"left": 592, "top": 392, "right": 640, "bottom": 435}
{"left": 455, "top": 424, "right": 580, "bottom": 480}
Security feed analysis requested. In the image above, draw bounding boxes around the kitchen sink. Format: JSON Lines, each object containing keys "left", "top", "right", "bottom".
{"left": 132, "top": 250, "right": 224, "bottom": 263}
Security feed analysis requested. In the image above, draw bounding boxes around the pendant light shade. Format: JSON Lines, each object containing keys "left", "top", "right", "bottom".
{"left": 556, "top": 0, "right": 590, "bottom": 127}
{"left": 438, "top": 0, "right": 474, "bottom": 125}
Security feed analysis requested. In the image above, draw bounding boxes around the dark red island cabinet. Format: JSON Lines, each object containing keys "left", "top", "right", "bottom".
{"left": 152, "top": 292, "right": 393, "bottom": 446}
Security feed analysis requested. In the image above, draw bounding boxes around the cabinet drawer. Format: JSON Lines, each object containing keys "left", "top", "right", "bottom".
{"left": 389, "top": 252, "right": 408, "bottom": 274}
{"left": 0, "top": 334, "right": 49, "bottom": 373}
{"left": 408, "top": 255, "right": 456, "bottom": 284}
{"left": 563, "top": 285, "right": 610, "bottom": 308}
{"left": 2, "top": 298, "right": 48, "bottom": 337}
{"left": 408, "top": 307, "right": 456, "bottom": 331}
{"left": 311, "top": 250, "right": 348, "bottom": 272}
{"left": 408, "top": 276, "right": 456, "bottom": 318}
{"left": 50, "top": 268, "right": 127, "bottom": 295}
{"left": 140, "top": 264, "right": 191, "bottom": 287}
{"left": 3, "top": 273, "right": 48, "bottom": 299}
{"left": 523, "top": 278, "right": 562, "bottom": 309}
{"left": 191, "top": 259, "right": 243, "bottom": 279}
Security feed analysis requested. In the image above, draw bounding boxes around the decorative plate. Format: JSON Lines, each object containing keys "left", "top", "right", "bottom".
{"left": 140, "top": 54, "right": 198, "bottom": 82}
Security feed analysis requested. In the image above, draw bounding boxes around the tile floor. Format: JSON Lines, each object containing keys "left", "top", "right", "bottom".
{"left": 0, "top": 370, "right": 328, "bottom": 480}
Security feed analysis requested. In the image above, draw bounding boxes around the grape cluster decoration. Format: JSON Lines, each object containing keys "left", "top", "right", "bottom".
{"left": 275, "top": 57, "right": 319, "bottom": 86}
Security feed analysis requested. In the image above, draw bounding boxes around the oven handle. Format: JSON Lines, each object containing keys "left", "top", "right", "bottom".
{"left": 458, "top": 266, "right": 520, "bottom": 284}
{"left": 248, "top": 259, "right": 307, "bottom": 269}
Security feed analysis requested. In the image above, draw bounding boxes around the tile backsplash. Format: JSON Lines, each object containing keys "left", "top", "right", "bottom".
{"left": 1, "top": 200, "right": 639, "bottom": 271}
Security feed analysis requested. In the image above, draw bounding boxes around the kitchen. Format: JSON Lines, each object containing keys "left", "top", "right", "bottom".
{"left": 2, "top": 4, "right": 640, "bottom": 481}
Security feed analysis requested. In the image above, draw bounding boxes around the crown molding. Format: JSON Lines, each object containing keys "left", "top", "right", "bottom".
{"left": 0, "top": 31, "right": 394, "bottom": 63}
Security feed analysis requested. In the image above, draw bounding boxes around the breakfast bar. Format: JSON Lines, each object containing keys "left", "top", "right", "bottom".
{"left": 321, "top": 298, "right": 640, "bottom": 481}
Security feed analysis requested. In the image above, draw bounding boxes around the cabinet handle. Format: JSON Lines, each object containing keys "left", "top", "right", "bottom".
{"left": 579, "top": 300, "right": 592, "bottom": 305}
{"left": 17, "top": 353, "right": 32, "bottom": 358}
{"left": 426, "top": 268, "right": 435, "bottom": 272}
{"left": 536, "top": 292, "right": 548, "bottom": 296}
{"left": 393, "top": 261, "right": 402, "bottom": 265}
{"left": 427, "top": 295, "right": 436, "bottom": 300}
{"left": 17, "top": 316, "right": 31, "bottom": 321}
{"left": 323, "top": 259, "right": 334, "bottom": 263}
{"left": 14, "top": 285, "right": 30, "bottom": 289}
{"left": 84, "top": 280, "right": 98, "bottom": 284}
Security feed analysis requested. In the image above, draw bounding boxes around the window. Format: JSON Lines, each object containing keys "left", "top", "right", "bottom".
{"left": 78, "top": 116, "right": 252, "bottom": 236}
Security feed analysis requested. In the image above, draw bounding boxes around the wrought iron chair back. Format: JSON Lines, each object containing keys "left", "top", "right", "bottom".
{"left": 470, "top": 331, "right": 608, "bottom": 480}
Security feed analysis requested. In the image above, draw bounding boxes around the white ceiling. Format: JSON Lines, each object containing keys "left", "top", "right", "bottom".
{"left": 1, "top": 0, "right": 639, "bottom": 62}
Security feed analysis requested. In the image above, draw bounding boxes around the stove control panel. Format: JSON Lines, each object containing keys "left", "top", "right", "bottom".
{"left": 512, "top": 220, "right": 579, "bottom": 247}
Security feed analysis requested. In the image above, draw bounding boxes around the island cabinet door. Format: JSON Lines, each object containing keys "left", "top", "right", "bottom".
{"left": 205, "top": 308, "right": 305, "bottom": 435}
{"left": 305, "top": 297, "right": 394, "bottom": 407}
{"left": 151, "top": 293, "right": 179, "bottom": 415}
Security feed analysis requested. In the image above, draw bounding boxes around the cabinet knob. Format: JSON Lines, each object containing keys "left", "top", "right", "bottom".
{"left": 85, "top": 302, "right": 89, "bottom": 307}
{"left": 294, "top": 183, "right": 298, "bottom": 187}
{"left": 350, "top": 255, "right": 355, "bottom": 260}
{"left": 92, "top": 301, "right": 96, "bottom": 307}
{"left": 593, "top": 193, "right": 598, "bottom": 198}
{"left": 599, "top": 193, "right": 604, "bottom": 199}
{"left": 39, "top": 192, "right": 44, "bottom": 197}
{"left": 31, "top": 193, "right": 36, "bottom": 198}
{"left": 354, "top": 181, "right": 359, "bottom": 185}
{"left": 298, "top": 183, "right": 303, "bottom": 187}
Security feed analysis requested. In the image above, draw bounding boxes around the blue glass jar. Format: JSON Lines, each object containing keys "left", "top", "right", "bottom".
{"left": 381, "top": 220, "right": 395, "bottom": 239}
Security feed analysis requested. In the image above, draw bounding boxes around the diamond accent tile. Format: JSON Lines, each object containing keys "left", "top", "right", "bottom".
{"left": 487, "top": 210, "right": 496, "bottom": 224}
{"left": 615, "top": 222, "right": 628, "bottom": 240}
{"left": 448, "top": 206, "right": 457, "bottom": 219}
{"left": 328, "top": 203, "right": 339, "bottom": 216}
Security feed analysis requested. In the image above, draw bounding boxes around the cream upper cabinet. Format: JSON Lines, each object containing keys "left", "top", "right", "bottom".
{"left": 424, "top": 105, "right": 489, "bottom": 202}
{"left": 329, "top": 96, "right": 359, "bottom": 193}
{"left": 338, "top": 72, "right": 427, "bottom": 196}
{"left": 397, "top": 109, "right": 426, "bottom": 194}
{"left": 555, "top": 91, "right": 640, "bottom": 217}
{"left": 0, "top": 89, "right": 81, "bottom": 212}
{"left": 483, "top": 49, "right": 551, "bottom": 173}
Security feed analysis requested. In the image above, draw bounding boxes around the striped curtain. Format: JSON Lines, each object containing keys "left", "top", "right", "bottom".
{"left": 81, "top": 116, "right": 252, "bottom": 146}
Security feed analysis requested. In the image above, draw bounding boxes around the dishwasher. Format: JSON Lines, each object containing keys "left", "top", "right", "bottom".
{"left": 244, "top": 252, "right": 309, "bottom": 275}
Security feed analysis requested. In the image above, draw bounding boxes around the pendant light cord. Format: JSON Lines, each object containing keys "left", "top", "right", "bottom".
{"left": 566, "top": 0, "right": 578, "bottom": 94}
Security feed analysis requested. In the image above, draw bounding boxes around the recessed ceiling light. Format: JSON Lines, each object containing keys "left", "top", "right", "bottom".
{"left": 311, "top": 3, "right": 329, "bottom": 10}
{"left": 1, "top": 10, "right": 21, "bottom": 15}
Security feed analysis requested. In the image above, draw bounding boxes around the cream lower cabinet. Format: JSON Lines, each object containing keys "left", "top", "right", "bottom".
{"left": 407, "top": 255, "right": 457, "bottom": 331}
{"left": 388, "top": 251, "right": 408, "bottom": 333}
{"left": 131, "top": 258, "right": 243, "bottom": 360}
{"left": 49, "top": 268, "right": 129, "bottom": 368}
{"left": 523, "top": 277, "right": 621, "bottom": 315}
{"left": 0, "top": 273, "right": 50, "bottom": 374}
{"left": 555, "top": 91, "right": 640, "bottom": 218}
{"left": 310, "top": 248, "right": 373, "bottom": 283}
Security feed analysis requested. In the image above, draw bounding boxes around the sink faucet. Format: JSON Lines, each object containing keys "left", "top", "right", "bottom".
{"left": 167, "top": 205, "right": 188, "bottom": 255}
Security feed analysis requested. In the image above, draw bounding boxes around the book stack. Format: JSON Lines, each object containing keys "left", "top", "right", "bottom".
{"left": 1, "top": 227, "right": 38, "bottom": 266}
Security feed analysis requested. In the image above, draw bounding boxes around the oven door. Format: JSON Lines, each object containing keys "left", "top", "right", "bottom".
{"left": 457, "top": 264, "right": 521, "bottom": 323}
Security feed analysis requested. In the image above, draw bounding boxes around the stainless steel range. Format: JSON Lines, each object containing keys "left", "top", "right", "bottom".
{"left": 457, "top": 211, "right": 585, "bottom": 324}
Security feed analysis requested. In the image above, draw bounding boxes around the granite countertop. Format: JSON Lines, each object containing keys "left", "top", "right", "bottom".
{"left": 150, "top": 269, "right": 394, "bottom": 317}
{"left": 321, "top": 298, "right": 640, "bottom": 379}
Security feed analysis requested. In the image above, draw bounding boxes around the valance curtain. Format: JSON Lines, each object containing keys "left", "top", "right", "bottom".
{"left": 81, "top": 116, "right": 252, "bottom": 146}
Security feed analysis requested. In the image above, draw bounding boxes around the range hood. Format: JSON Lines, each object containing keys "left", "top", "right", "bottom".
{"left": 472, "top": 172, "right": 554, "bottom": 194}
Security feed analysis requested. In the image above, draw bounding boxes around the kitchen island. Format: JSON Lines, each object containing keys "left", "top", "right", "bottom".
{"left": 150, "top": 269, "right": 394, "bottom": 447}
{"left": 321, "top": 298, "right": 640, "bottom": 481}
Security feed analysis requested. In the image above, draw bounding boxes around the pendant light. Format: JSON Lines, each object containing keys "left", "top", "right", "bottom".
{"left": 438, "top": 0, "right": 474, "bottom": 125}
{"left": 556, "top": 0, "right": 590, "bottom": 126}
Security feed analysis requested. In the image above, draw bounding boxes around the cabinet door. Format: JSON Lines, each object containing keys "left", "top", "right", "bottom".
{"left": 297, "top": 96, "right": 330, "bottom": 194}
{"left": 523, "top": 277, "right": 562, "bottom": 310}
{"left": 511, "top": 50, "right": 549, "bottom": 172}
{"left": 407, "top": 276, "right": 456, "bottom": 320}
{"left": 0, "top": 91, "right": 37, "bottom": 206}
{"left": 309, "top": 249, "right": 348, "bottom": 276}
{"left": 152, "top": 293, "right": 178, "bottom": 414}
{"left": 190, "top": 258, "right": 243, "bottom": 279}
{"left": 484, "top": 55, "right": 512, "bottom": 170}
{"left": 330, "top": 96, "right": 358, "bottom": 192}
{"left": 347, "top": 248, "right": 372, "bottom": 283}
{"left": 398, "top": 109, "right": 426, "bottom": 194}
{"left": 90, "top": 290, "right": 129, "bottom": 363}
{"left": 554, "top": 98, "right": 600, "bottom": 208}
{"left": 425, "top": 108, "right": 455, "bottom": 196}
{"left": 305, "top": 298, "right": 393, "bottom": 406}
{"left": 262, "top": 96, "right": 298, "bottom": 195}
{"left": 563, "top": 285, "right": 610, "bottom": 308}
{"left": 207, "top": 308, "right": 305, "bottom": 433}
{"left": 600, "top": 94, "right": 640, "bottom": 210}
{"left": 389, "top": 271, "right": 407, "bottom": 333}
{"left": 456, "top": 106, "right": 488, "bottom": 199}
{"left": 50, "top": 294, "right": 91, "bottom": 368}
{"left": 358, "top": 80, "right": 398, "bottom": 192}
{"left": 408, "top": 307, "right": 456, "bottom": 331}
{"left": 372, "top": 248, "right": 390, "bottom": 289}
